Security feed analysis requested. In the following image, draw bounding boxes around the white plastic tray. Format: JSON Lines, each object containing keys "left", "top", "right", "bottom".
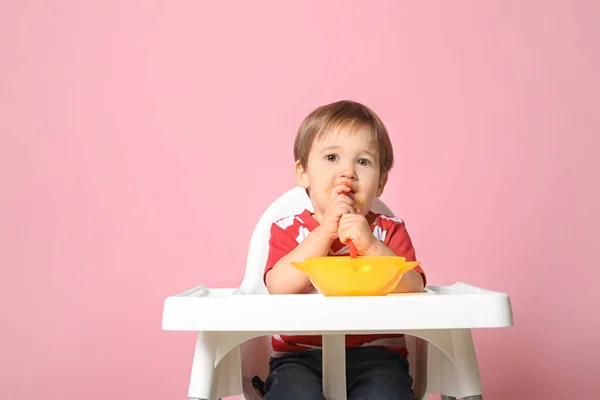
{"left": 162, "top": 282, "right": 513, "bottom": 332}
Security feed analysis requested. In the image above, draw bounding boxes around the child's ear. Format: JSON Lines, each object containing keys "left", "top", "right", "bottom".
{"left": 296, "top": 160, "right": 310, "bottom": 188}
{"left": 376, "top": 173, "right": 388, "bottom": 197}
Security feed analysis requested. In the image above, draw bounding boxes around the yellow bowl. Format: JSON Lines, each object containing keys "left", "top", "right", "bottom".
{"left": 291, "top": 256, "right": 420, "bottom": 296}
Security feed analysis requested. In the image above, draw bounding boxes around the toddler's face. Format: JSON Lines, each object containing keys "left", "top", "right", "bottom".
{"left": 296, "top": 125, "right": 386, "bottom": 221}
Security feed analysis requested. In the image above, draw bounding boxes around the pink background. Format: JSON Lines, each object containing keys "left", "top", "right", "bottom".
{"left": 1, "top": 1, "right": 598, "bottom": 399}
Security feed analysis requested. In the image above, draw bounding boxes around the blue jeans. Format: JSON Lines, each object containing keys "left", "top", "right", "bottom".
{"left": 264, "top": 347, "right": 414, "bottom": 400}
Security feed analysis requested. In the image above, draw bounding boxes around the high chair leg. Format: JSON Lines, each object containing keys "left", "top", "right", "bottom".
{"left": 427, "top": 329, "right": 483, "bottom": 398}
{"left": 322, "top": 334, "right": 347, "bottom": 400}
{"left": 188, "top": 332, "right": 218, "bottom": 400}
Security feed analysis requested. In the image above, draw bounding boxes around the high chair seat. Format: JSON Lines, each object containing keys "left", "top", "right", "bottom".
{"left": 161, "top": 187, "right": 513, "bottom": 400}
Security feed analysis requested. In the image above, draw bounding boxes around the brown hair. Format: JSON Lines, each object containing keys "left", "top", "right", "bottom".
{"left": 293, "top": 100, "right": 394, "bottom": 176}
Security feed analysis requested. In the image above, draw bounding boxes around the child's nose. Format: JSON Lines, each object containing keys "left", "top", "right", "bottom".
{"left": 340, "top": 164, "right": 357, "bottom": 179}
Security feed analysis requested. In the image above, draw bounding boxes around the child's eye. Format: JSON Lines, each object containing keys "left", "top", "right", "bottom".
{"left": 357, "top": 158, "right": 372, "bottom": 167}
{"left": 325, "top": 154, "right": 339, "bottom": 162}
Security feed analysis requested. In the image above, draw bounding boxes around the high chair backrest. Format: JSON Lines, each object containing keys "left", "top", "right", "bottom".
{"left": 240, "top": 186, "right": 395, "bottom": 295}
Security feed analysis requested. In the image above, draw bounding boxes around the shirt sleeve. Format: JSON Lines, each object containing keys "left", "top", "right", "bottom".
{"left": 263, "top": 223, "right": 299, "bottom": 284}
{"left": 383, "top": 219, "right": 426, "bottom": 286}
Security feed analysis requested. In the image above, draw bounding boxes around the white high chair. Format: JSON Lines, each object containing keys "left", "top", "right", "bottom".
{"left": 162, "top": 187, "right": 513, "bottom": 400}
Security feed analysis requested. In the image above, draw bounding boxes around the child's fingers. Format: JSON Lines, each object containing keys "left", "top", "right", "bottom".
{"left": 338, "top": 216, "right": 368, "bottom": 241}
{"left": 338, "top": 226, "right": 355, "bottom": 241}
{"left": 337, "top": 227, "right": 356, "bottom": 244}
{"left": 331, "top": 195, "right": 354, "bottom": 209}
{"left": 337, "top": 225, "right": 348, "bottom": 241}
{"left": 339, "top": 213, "right": 363, "bottom": 225}
{"left": 330, "top": 184, "right": 353, "bottom": 200}
{"left": 335, "top": 203, "right": 355, "bottom": 217}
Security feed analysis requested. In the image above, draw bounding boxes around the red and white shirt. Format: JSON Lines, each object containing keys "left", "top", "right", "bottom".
{"left": 264, "top": 209, "right": 426, "bottom": 355}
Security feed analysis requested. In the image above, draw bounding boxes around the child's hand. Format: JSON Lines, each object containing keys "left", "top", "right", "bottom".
{"left": 320, "top": 185, "right": 355, "bottom": 240}
{"left": 338, "top": 213, "right": 376, "bottom": 255}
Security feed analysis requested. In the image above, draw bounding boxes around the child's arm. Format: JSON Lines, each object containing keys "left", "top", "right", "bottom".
{"left": 339, "top": 213, "right": 425, "bottom": 293}
{"left": 365, "top": 240, "right": 425, "bottom": 293}
{"left": 265, "top": 225, "right": 333, "bottom": 294}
